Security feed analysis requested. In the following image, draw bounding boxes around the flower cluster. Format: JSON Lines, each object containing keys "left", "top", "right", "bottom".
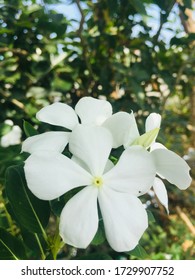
{"left": 22, "top": 97, "right": 192, "bottom": 252}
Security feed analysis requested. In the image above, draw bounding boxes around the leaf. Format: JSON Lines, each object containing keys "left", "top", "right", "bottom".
{"left": 5, "top": 165, "right": 50, "bottom": 234}
{"left": 0, "top": 228, "right": 26, "bottom": 260}
{"left": 127, "top": 244, "right": 148, "bottom": 259}
{"left": 147, "top": 210, "right": 156, "bottom": 223}
{"left": 0, "top": 123, "right": 12, "bottom": 137}
{"left": 183, "top": 0, "right": 193, "bottom": 9}
{"left": 74, "top": 253, "right": 113, "bottom": 260}
{"left": 91, "top": 221, "right": 106, "bottom": 246}
{"left": 131, "top": 0, "right": 147, "bottom": 16}
{"left": 23, "top": 120, "right": 38, "bottom": 137}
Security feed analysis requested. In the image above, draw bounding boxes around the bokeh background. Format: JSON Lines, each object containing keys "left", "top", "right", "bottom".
{"left": 0, "top": 0, "right": 194, "bottom": 259}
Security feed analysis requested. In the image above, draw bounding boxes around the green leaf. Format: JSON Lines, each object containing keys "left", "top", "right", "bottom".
{"left": 5, "top": 165, "right": 50, "bottom": 234}
{"left": 0, "top": 124, "right": 12, "bottom": 137}
{"left": 127, "top": 244, "right": 148, "bottom": 259}
{"left": 74, "top": 253, "right": 113, "bottom": 260}
{"left": 183, "top": 0, "right": 192, "bottom": 9}
{"left": 131, "top": 0, "right": 147, "bottom": 16}
{"left": 0, "top": 228, "right": 26, "bottom": 260}
{"left": 23, "top": 120, "right": 38, "bottom": 137}
{"left": 147, "top": 210, "right": 156, "bottom": 223}
{"left": 91, "top": 222, "right": 106, "bottom": 246}
{"left": 131, "top": 128, "right": 159, "bottom": 148}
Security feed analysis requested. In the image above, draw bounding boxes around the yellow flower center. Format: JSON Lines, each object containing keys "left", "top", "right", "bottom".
{"left": 92, "top": 176, "right": 103, "bottom": 188}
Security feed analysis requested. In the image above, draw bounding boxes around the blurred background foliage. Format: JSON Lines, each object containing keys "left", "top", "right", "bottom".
{"left": 0, "top": 0, "right": 194, "bottom": 259}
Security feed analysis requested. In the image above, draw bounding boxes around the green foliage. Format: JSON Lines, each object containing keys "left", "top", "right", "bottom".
{"left": 0, "top": 228, "right": 26, "bottom": 260}
{"left": 5, "top": 165, "right": 50, "bottom": 233}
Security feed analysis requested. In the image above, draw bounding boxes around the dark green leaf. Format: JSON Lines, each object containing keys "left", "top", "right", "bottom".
{"left": 91, "top": 221, "right": 106, "bottom": 246}
{"left": 23, "top": 120, "right": 38, "bottom": 137}
{"left": 131, "top": 0, "right": 147, "bottom": 16}
{"left": 74, "top": 253, "right": 113, "bottom": 260}
{"left": 0, "top": 228, "right": 26, "bottom": 260}
{"left": 5, "top": 165, "right": 50, "bottom": 233}
{"left": 183, "top": 0, "right": 193, "bottom": 9}
{"left": 127, "top": 244, "right": 148, "bottom": 259}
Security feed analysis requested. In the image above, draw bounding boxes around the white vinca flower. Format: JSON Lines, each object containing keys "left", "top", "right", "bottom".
{"left": 32, "top": 96, "right": 136, "bottom": 149}
{"left": 115, "top": 112, "right": 192, "bottom": 213}
{"left": 23, "top": 125, "right": 156, "bottom": 252}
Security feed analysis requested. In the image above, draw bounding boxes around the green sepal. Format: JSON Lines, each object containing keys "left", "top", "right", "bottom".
{"left": 131, "top": 128, "right": 159, "bottom": 148}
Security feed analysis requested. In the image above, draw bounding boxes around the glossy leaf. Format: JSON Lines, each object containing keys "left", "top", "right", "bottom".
{"left": 5, "top": 165, "right": 50, "bottom": 233}
{"left": 0, "top": 228, "right": 26, "bottom": 260}
{"left": 23, "top": 120, "right": 38, "bottom": 137}
{"left": 127, "top": 244, "right": 148, "bottom": 259}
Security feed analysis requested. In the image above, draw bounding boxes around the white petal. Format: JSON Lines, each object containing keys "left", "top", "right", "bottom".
{"left": 103, "top": 112, "right": 135, "bottom": 148}
{"left": 104, "top": 159, "right": 114, "bottom": 173}
{"left": 69, "top": 125, "right": 113, "bottom": 176}
{"left": 24, "top": 151, "right": 92, "bottom": 200}
{"left": 150, "top": 142, "right": 167, "bottom": 151}
{"left": 151, "top": 149, "right": 192, "bottom": 190}
{"left": 75, "top": 97, "right": 112, "bottom": 126}
{"left": 98, "top": 187, "right": 148, "bottom": 252}
{"left": 36, "top": 102, "right": 78, "bottom": 130}
{"left": 72, "top": 156, "right": 114, "bottom": 174}
{"left": 22, "top": 131, "right": 69, "bottom": 154}
{"left": 59, "top": 186, "right": 98, "bottom": 248}
{"left": 123, "top": 112, "right": 140, "bottom": 148}
{"left": 103, "top": 146, "right": 156, "bottom": 196}
{"left": 145, "top": 113, "right": 161, "bottom": 132}
{"left": 153, "top": 177, "right": 169, "bottom": 214}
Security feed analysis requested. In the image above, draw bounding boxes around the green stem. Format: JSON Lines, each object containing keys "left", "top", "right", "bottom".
{"left": 34, "top": 233, "right": 46, "bottom": 260}
{"left": 50, "top": 218, "right": 64, "bottom": 260}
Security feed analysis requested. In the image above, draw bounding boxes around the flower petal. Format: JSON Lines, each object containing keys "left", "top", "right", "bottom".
{"left": 123, "top": 112, "right": 140, "bottom": 148}
{"left": 22, "top": 131, "right": 69, "bottom": 154}
{"left": 145, "top": 113, "right": 161, "bottom": 132}
{"left": 153, "top": 177, "right": 169, "bottom": 214}
{"left": 36, "top": 102, "right": 78, "bottom": 130}
{"left": 151, "top": 149, "right": 192, "bottom": 190}
{"left": 69, "top": 125, "right": 113, "bottom": 176}
{"left": 59, "top": 186, "right": 98, "bottom": 248}
{"left": 75, "top": 97, "right": 112, "bottom": 126}
{"left": 150, "top": 142, "right": 167, "bottom": 151}
{"left": 103, "top": 146, "right": 156, "bottom": 196}
{"left": 98, "top": 187, "right": 148, "bottom": 252}
{"left": 103, "top": 112, "right": 135, "bottom": 148}
{"left": 24, "top": 151, "right": 92, "bottom": 200}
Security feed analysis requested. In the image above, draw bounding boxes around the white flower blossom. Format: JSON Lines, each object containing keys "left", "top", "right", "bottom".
{"left": 116, "top": 112, "right": 192, "bottom": 213}
{"left": 33, "top": 96, "right": 135, "bottom": 148}
{"left": 23, "top": 125, "right": 156, "bottom": 252}
{"left": 1, "top": 125, "right": 22, "bottom": 147}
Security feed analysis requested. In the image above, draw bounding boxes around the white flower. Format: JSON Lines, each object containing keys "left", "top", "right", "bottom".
{"left": 24, "top": 125, "right": 156, "bottom": 252}
{"left": 34, "top": 96, "right": 135, "bottom": 148}
{"left": 119, "top": 112, "right": 192, "bottom": 213}
{"left": 1, "top": 125, "right": 22, "bottom": 147}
